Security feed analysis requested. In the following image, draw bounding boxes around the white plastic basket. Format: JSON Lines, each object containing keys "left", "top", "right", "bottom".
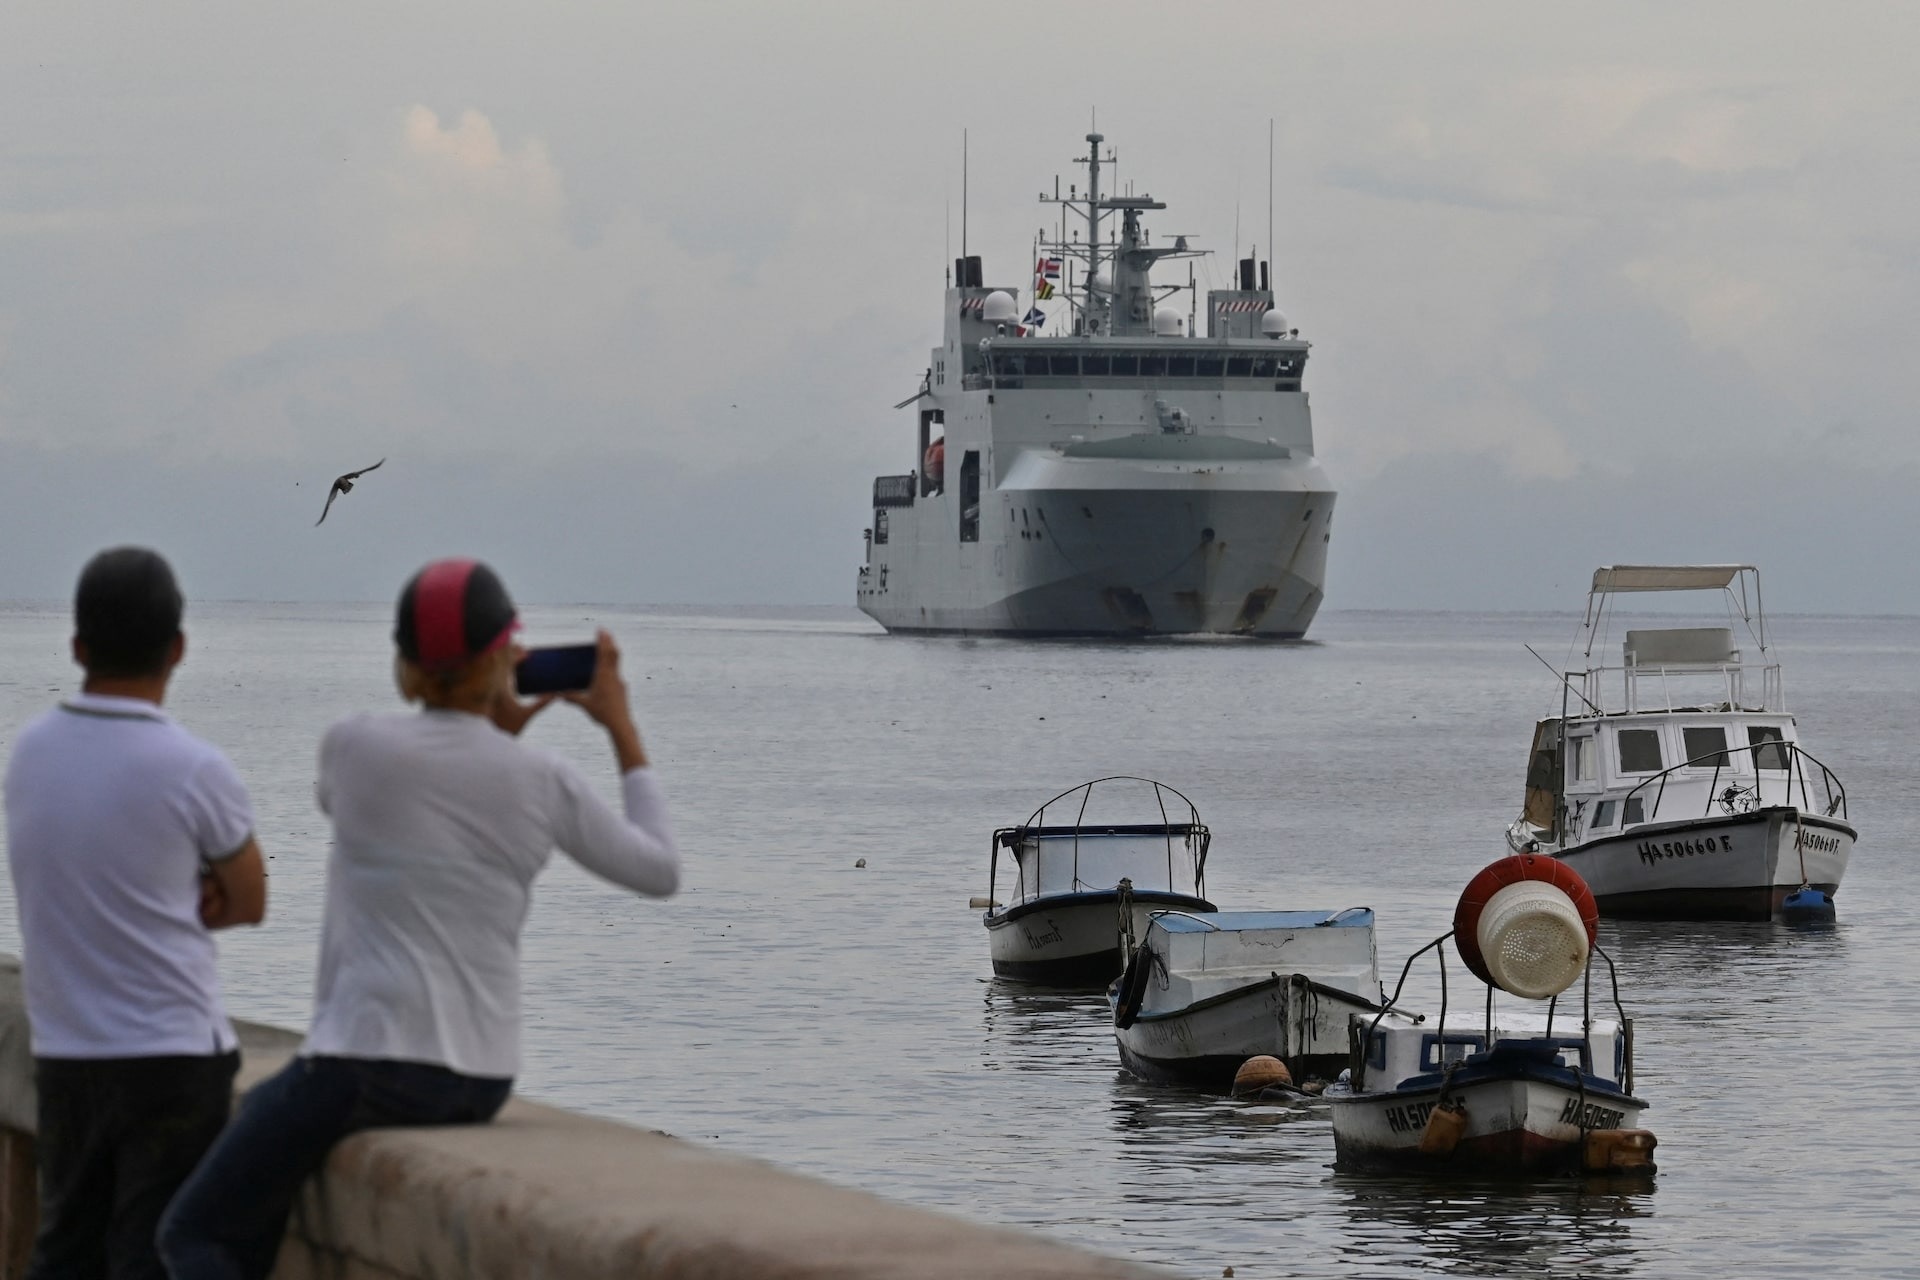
{"left": 1475, "top": 880, "right": 1590, "bottom": 999}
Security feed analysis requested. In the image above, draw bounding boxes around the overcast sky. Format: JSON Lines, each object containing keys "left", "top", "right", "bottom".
{"left": 3, "top": 2, "right": 1916, "bottom": 612}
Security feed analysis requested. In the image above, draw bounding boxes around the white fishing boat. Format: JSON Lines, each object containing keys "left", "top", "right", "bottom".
{"left": 1108, "top": 907, "right": 1394, "bottom": 1089}
{"left": 857, "top": 131, "right": 1336, "bottom": 637}
{"left": 1326, "top": 855, "right": 1657, "bottom": 1176}
{"left": 982, "top": 777, "right": 1213, "bottom": 986}
{"left": 1508, "top": 565, "right": 1854, "bottom": 919}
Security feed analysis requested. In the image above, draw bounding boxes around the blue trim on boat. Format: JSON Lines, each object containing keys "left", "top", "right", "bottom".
{"left": 1394, "top": 1038, "right": 1629, "bottom": 1098}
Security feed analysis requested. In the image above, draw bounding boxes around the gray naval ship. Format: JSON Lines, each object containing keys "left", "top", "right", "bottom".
{"left": 857, "top": 132, "right": 1335, "bottom": 638}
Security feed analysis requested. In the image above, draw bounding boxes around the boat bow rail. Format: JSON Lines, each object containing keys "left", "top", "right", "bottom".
{"left": 1351, "top": 926, "right": 1632, "bottom": 1097}
{"left": 1622, "top": 740, "right": 1848, "bottom": 826}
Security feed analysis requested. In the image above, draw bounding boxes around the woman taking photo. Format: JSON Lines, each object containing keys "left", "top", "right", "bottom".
{"left": 160, "top": 558, "right": 680, "bottom": 1279}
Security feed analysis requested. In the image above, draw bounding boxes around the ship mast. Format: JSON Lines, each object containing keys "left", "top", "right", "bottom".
{"left": 1082, "top": 132, "right": 1106, "bottom": 333}
{"left": 1040, "top": 132, "right": 1202, "bottom": 337}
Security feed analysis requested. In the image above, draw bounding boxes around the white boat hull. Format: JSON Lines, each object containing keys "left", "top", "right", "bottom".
{"left": 1327, "top": 1075, "right": 1651, "bottom": 1174}
{"left": 1552, "top": 807, "right": 1852, "bottom": 920}
{"left": 984, "top": 891, "right": 1211, "bottom": 986}
{"left": 1112, "top": 973, "right": 1376, "bottom": 1088}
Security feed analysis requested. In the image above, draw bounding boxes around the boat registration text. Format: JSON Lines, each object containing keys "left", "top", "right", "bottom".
{"left": 1636, "top": 834, "right": 1733, "bottom": 865}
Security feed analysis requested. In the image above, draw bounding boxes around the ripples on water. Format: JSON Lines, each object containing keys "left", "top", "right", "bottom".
{"left": 0, "top": 604, "right": 1916, "bottom": 1277}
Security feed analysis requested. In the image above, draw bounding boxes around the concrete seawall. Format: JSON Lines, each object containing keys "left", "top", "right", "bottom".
{"left": 0, "top": 958, "right": 1157, "bottom": 1279}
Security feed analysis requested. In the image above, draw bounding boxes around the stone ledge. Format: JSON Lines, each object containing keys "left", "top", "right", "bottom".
{"left": 0, "top": 959, "right": 1157, "bottom": 1279}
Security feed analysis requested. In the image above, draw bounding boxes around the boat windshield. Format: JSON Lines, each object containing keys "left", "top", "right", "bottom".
{"left": 1011, "top": 829, "right": 1203, "bottom": 903}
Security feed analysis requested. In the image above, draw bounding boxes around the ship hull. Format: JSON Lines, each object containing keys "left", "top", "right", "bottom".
{"left": 859, "top": 453, "right": 1334, "bottom": 638}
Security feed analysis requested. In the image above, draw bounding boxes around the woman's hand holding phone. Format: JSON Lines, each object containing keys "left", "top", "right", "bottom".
{"left": 566, "top": 630, "right": 649, "bottom": 771}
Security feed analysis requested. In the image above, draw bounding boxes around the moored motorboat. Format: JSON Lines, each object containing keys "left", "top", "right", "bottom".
{"left": 1325, "top": 856, "right": 1656, "bottom": 1176}
{"left": 982, "top": 777, "right": 1213, "bottom": 986}
{"left": 1109, "top": 908, "right": 1395, "bottom": 1089}
{"left": 1508, "top": 565, "right": 1854, "bottom": 919}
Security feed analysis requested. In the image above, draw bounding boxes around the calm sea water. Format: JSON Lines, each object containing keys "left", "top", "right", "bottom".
{"left": 1, "top": 603, "right": 1916, "bottom": 1278}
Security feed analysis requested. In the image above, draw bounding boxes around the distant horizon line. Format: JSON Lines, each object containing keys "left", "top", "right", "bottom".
{"left": 4, "top": 599, "right": 1918, "bottom": 623}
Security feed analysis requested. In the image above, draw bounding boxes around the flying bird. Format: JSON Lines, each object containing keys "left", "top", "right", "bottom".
{"left": 315, "top": 458, "right": 385, "bottom": 526}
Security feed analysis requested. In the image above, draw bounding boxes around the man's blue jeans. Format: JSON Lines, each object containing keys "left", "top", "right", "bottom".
{"left": 156, "top": 1055, "right": 511, "bottom": 1280}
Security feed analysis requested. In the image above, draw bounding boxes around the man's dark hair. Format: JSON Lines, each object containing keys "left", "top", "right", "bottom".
{"left": 74, "top": 547, "right": 183, "bottom": 678}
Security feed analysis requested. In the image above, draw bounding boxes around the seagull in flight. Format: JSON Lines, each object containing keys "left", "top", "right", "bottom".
{"left": 315, "top": 458, "right": 385, "bottom": 526}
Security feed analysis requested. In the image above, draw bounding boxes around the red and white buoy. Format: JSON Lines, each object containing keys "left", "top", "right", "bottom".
{"left": 1452, "top": 855, "right": 1599, "bottom": 1000}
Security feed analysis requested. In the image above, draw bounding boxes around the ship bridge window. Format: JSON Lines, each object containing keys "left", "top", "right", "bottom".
{"left": 1139, "top": 354, "right": 1168, "bottom": 377}
{"left": 1166, "top": 355, "right": 1196, "bottom": 377}
{"left": 1082, "top": 354, "right": 1112, "bottom": 376}
{"left": 1682, "top": 726, "right": 1730, "bottom": 768}
{"left": 1749, "top": 725, "right": 1790, "bottom": 770}
{"left": 1592, "top": 799, "right": 1617, "bottom": 829}
{"left": 1195, "top": 354, "right": 1225, "bottom": 377}
{"left": 1617, "top": 729, "right": 1663, "bottom": 773}
{"left": 1226, "top": 356, "right": 1254, "bottom": 377}
{"left": 1109, "top": 354, "right": 1139, "bottom": 377}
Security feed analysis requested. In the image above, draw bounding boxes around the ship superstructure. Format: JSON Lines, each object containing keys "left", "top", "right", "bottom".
{"left": 856, "top": 132, "right": 1336, "bottom": 637}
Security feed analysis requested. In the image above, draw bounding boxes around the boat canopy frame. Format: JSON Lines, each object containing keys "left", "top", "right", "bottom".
{"left": 1573, "top": 564, "right": 1779, "bottom": 714}
{"left": 1351, "top": 929, "right": 1632, "bottom": 1098}
{"left": 988, "top": 775, "right": 1210, "bottom": 906}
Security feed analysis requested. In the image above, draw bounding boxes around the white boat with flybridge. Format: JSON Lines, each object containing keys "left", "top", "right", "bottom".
{"left": 857, "top": 131, "right": 1336, "bottom": 637}
{"left": 1325, "top": 855, "right": 1657, "bottom": 1177}
{"left": 980, "top": 777, "right": 1213, "bottom": 986}
{"left": 1108, "top": 906, "right": 1401, "bottom": 1090}
{"left": 1507, "top": 565, "right": 1854, "bottom": 920}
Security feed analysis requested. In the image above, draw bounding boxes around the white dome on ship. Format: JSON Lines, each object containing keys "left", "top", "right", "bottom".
{"left": 1088, "top": 270, "right": 1111, "bottom": 294}
{"left": 1261, "top": 309, "right": 1289, "bottom": 337}
{"left": 1152, "top": 308, "right": 1184, "bottom": 336}
{"left": 982, "top": 291, "right": 1018, "bottom": 323}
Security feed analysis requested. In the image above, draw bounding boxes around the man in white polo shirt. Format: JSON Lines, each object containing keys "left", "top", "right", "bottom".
{"left": 4, "top": 547, "right": 268, "bottom": 1280}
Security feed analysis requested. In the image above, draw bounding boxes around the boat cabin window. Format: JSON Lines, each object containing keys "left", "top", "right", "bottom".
{"left": 1623, "top": 796, "right": 1646, "bottom": 826}
{"left": 1568, "top": 735, "right": 1595, "bottom": 783}
{"left": 1591, "top": 799, "right": 1617, "bottom": 829}
{"left": 1749, "top": 726, "right": 1789, "bottom": 771}
{"left": 1420, "top": 1033, "right": 1485, "bottom": 1071}
{"left": 1682, "top": 726, "right": 1730, "bottom": 768}
{"left": 1617, "top": 729, "right": 1663, "bottom": 773}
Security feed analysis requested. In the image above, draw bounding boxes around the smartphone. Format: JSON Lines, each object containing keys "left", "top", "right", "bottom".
{"left": 514, "top": 644, "right": 598, "bottom": 696}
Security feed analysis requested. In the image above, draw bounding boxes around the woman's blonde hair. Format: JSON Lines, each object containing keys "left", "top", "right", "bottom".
{"left": 395, "top": 647, "right": 513, "bottom": 709}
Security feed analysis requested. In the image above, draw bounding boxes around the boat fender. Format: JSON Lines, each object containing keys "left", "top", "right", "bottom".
{"left": 1583, "top": 1128, "right": 1658, "bottom": 1173}
{"left": 1113, "top": 944, "right": 1153, "bottom": 1029}
{"left": 1231, "top": 1056, "right": 1293, "bottom": 1097}
{"left": 1418, "top": 1099, "right": 1467, "bottom": 1156}
{"left": 1780, "top": 885, "right": 1836, "bottom": 923}
{"left": 1453, "top": 855, "right": 1598, "bottom": 991}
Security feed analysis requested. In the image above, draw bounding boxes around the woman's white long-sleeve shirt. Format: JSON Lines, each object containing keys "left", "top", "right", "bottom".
{"left": 304, "top": 709, "right": 678, "bottom": 1077}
